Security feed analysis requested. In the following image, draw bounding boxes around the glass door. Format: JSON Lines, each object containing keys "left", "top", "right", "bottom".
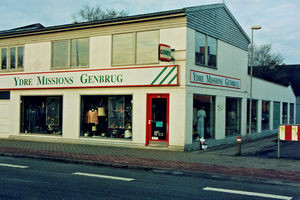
{"left": 146, "top": 94, "right": 169, "bottom": 146}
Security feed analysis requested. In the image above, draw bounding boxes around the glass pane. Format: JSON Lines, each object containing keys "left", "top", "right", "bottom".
{"left": 273, "top": 102, "right": 280, "bottom": 129}
{"left": 247, "top": 99, "right": 258, "bottom": 133}
{"left": 1, "top": 48, "right": 7, "bottom": 70}
{"left": 20, "top": 96, "right": 62, "bottom": 135}
{"left": 290, "top": 103, "right": 294, "bottom": 124}
{"left": 207, "top": 36, "right": 217, "bottom": 67}
{"left": 112, "top": 33, "right": 135, "bottom": 65}
{"left": 18, "top": 46, "right": 24, "bottom": 68}
{"left": 52, "top": 40, "right": 68, "bottom": 68}
{"left": 195, "top": 32, "right": 206, "bottom": 65}
{"left": 226, "top": 98, "right": 241, "bottom": 136}
{"left": 137, "top": 31, "right": 158, "bottom": 64}
{"left": 193, "top": 95, "right": 215, "bottom": 141}
{"left": 10, "top": 47, "right": 16, "bottom": 69}
{"left": 262, "top": 101, "right": 270, "bottom": 130}
{"left": 151, "top": 98, "right": 167, "bottom": 140}
{"left": 71, "top": 38, "right": 89, "bottom": 67}
{"left": 282, "top": 103, "right": 288, "bottom": 124}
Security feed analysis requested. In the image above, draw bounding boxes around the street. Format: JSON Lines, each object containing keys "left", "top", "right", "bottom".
{"left": 0, "top": 156, "right": 298, "bottom": 200}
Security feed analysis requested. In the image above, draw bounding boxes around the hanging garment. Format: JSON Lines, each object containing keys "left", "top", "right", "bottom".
{"left": 88, "top": 109, "right": 99, "bottom": 124}
{"left": 197, "top": 109, "right": 206, "bottom": 138}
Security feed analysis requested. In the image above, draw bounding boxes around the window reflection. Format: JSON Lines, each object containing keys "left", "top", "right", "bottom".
{"left": 112, "top": 33, "right": 135, "bottom": 65}
{"left": 10, "top": 47, "right": 16, "bottom": 69}
{"left": 207, "top": 36, "right": 217, "bottom": 67}
{"left": 1, "top": 48, "right": 7, "bottom": 70}
{"left": 137, "top": 31, "right": 158, "bottom": 64}
{"left": 195, "top": 32, "right": 206, "bottom": 66}
{"left": 52, "top": 40, "right": 68, "bottom": 68}
{"left": 71, "top": 38, "right": 89, "bottom": 67}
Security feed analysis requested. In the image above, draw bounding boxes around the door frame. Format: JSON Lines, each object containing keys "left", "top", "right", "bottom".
{"left": 146, "top": 93, "right": 169, "bottom": 146}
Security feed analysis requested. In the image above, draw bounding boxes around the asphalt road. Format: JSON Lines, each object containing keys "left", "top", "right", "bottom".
{"left": 0, "top": 156, "right": 299, "bottom": 200}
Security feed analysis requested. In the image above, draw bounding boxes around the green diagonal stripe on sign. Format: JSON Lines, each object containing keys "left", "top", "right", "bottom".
{"left": 159, "top": 67, "right": 176, "bottom": 85}
{"left": 151, "top": 67, "right": 168, "bottom": 85}
{"left": 168, "top": 74, "right": 177, "bottom": 85}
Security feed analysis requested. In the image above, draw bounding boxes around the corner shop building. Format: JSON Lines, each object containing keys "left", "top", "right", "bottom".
{"left": 0, "top": 4, "right": 296, "bottom": 150}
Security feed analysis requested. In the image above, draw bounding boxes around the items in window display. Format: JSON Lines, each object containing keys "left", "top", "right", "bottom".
{"left": 81, "top": 95, "right": 132, "bottom": 139}
{"left": 197, "top": 107, "right": 206, "bottom": 138}
{"left": 21, "top": 96, "right": 62, "bottom": 135}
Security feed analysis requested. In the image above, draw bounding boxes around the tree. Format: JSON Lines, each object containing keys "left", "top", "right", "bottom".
{"left": 72, "top": 4, "right": 128, "bottom": 23}
{"left": 249, "top": 43, "right": 285, "bottom": 67}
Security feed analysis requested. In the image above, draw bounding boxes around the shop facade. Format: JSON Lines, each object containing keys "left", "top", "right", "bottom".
{"left": 0, "top": 3, "right": 296, "bottom": 150}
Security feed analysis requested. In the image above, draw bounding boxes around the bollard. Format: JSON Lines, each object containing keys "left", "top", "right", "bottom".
{"left": 236, "top": 136, "right": 242, "bottom": 156}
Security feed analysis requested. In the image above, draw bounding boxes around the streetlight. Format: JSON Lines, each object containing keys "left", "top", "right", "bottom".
{"left": 248, "top": 25, "right": 261, "bottom": 142}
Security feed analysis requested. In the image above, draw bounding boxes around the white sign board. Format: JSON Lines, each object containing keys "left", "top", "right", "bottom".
{"left": 0, "top": 65, "right": 178, "bottom": 90}
{"left": 190, "top": 70, "right": 241, "bottom": 89}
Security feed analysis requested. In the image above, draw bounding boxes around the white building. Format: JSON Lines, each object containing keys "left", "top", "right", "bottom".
{"left": 0, "top": 3, "right": 296, "bottom": 150}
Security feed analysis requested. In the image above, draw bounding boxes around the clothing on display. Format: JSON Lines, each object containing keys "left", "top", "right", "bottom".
{"left": 88, "top": 109, "right": 99, "bottom": 124}
{"left": 197, "top": 108, "right": 206, "bottom": 138}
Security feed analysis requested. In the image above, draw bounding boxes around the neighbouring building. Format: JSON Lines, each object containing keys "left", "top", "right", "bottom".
{"left": 0, "top": 3, "right": 296, "bottom": 150}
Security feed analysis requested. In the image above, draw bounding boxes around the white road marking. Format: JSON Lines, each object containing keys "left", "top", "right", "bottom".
{"left": 203, "top": 187, "right": 292, "bottom": 200}
{"left": 0, "top": 163, "right": 29, "bottom": 169}
{"left": 72, "top": 172, "right": 135, "bottom": 182}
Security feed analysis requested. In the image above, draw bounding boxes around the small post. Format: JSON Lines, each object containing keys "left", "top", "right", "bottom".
{"left": 236, "top": 136, "right": 242, "bottom": 156}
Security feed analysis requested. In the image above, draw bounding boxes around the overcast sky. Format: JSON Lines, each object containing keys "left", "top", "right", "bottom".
{"left": 0, "top": 0, "right": 299, "bottom": 64}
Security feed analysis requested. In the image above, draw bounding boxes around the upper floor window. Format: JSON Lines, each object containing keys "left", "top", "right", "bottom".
{"left": 52, "top": 38, "right": 89, "bottom": 69}
{"left": 0, "top": 46, "right": 24, "bottom": 71}
{"left": 195, "top": 32, "right": 217, "bottom": 68}
{"left": 112, "top": 30, "right": 159, "bottom": 66}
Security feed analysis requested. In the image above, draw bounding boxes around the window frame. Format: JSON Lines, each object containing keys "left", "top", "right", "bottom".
{"left": 0, "top": 45, "right": 24, "bottom": 72}
{"left": 112, "top": 30, "right": 159, "bottom": 66}
{"left": 51, "top": 37, "right": 90, "bottom": 70}
{"left": 195, "top": 31, "right": 218, "bottom": 69}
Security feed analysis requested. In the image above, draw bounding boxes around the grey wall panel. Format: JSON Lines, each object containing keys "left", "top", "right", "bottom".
{"left": 186, "top": 6, "right": 250, "bottom": 51}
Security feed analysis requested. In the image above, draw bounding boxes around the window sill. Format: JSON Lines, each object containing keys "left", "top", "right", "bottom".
{"left": 194, "top": 63, "right": 217, "bottom": 70}
{"left": 0, "top": 68, "right": 24, "bottom": 73}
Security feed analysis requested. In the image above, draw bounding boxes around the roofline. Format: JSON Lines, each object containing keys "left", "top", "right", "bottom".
{"left": 0, "top": 9, "right": 185, "bottom": 39}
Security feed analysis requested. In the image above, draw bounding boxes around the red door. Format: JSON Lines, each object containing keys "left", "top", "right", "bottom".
{"left": 146, "top": 94, "right": 169, "bottom": 146}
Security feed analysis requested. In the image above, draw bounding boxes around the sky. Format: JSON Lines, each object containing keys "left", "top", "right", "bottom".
{"left": 0, "top": 0, "right": 299, "bottom": 64}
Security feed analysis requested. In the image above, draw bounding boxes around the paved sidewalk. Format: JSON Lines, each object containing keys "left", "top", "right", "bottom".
{"left": 0, "top": 135, "right": 300, "bottom": 182}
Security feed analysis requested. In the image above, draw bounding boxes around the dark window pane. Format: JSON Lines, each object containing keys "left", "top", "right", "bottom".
{"left": 18, "top": 46, "right": 24, "bottom": 68}
{"left": 207, "top": 36, "right": 217, "bottom": 67}
{"left": 0, "top": 91, "right": 10, "bottom": 99}
{"left": 1, "top": 48, "right": 7, "bottom": 70}
{"left": 10, "top": 47, "right": 16, "bottom": 69}
{"left": 195, "top": 32, "right": 206, "bottom": 65}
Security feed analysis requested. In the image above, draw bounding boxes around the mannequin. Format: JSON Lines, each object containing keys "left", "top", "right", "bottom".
{"left": 197, "top": 107, "right": 206, "bottom": 138}
{"left": 88, "top": 107, "right": 98, "bottom": 136}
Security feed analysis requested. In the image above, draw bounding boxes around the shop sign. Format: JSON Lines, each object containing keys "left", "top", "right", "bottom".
{"left": 190, "top": 70, "right": 241, "bottom": 89}
{"left": 159, "top": 44, "right": 172, "bottom": 62}
{"left": 0, "top": 65, "right": 178, "bottom": 90}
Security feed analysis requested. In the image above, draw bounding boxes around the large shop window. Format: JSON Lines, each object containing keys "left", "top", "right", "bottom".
{"left": 193, "top": 95, "right": 215, "bottom": 140}
{"left": 20, "top": 96, "right": 63, "bottom": 135}
{"left": 52, "top": 38, "right": 89, "bottom": 69}
{"left": 282, "top": 102, "right": 288, "bottom": 124}
{"left": 112, "top": 30, "right": 159, "bottom": 66}
{"left": 247, "top": 99, "right": 257, "bottom": 133}
{"left": 195, "top": 32, "right": 217, "bottom": 68}
{"left": 273, "top": 102, "right": 280, "bottom": 129}
{"left": 290, "top": 103, "right": 294, "bottom": 124}
{"left": 80, "top": 95, "right": 132, "bottom": 139}
{"left": 262, "top": 101, "right": 270, "bottom": 130}
{"left": 226, "top": 98, "right": 241, "bottom": 136}
{"left": 1, "top": 46, "right": 24, "bottom": 71}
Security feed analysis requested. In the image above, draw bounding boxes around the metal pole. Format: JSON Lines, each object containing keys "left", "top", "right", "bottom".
{"left": 248, "top": 28, "right": 254, "bottom": 142}
{"left": 278, "top": 128, "right": 280, "bottom": 158}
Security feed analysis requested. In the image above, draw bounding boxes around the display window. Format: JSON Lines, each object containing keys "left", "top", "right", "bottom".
{"left": 193, "top": 95, "right": 215, "bottom": 140}
{"left": 225, "top": 98, "right": 241, "bottom": 136}
{"left": 261, "top": 101, "right": 270, "bottom": 130}
{"left": 273, "top": 102, "right": 280, "bottom": 129}
{"left": 80, "top": 95, "right": 132, "bottom": 139}
{"left": 247, "top": 99, "right": 257, "bottom": 133}
{"left": 282, "top": 102, "right": 288, "bottom": 124}
{"left": 20, "top": 96, "right": 63, "bottom": 135}
{"left": 290, "top": 103, "right": 294, "bottom": 124}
